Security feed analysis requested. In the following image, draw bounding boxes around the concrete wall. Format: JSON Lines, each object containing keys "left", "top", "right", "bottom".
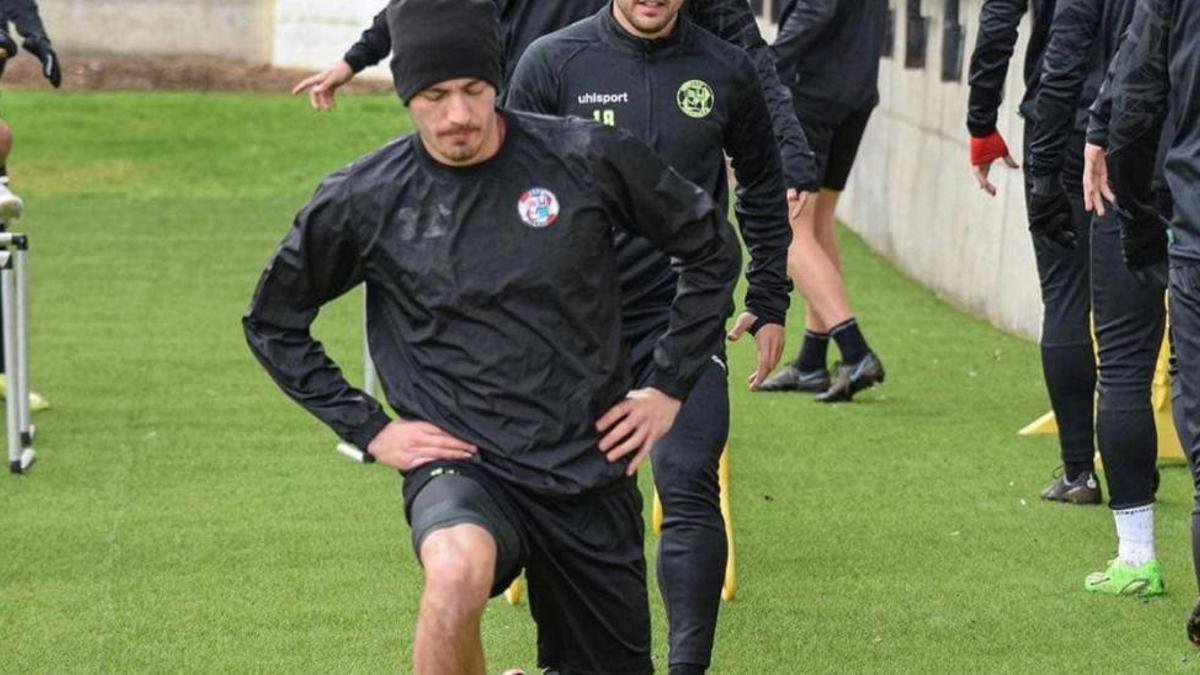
{"left": 826, "top": 2, "right": 1043, "bottom": 339}
{"left": 38, "top": 0, "right": 277, "bottom": 64}
{"left": 272, "top": 0, "right": 390, "bottom": 80}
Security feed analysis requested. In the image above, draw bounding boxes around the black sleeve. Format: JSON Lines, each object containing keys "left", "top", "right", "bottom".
{"left": 967, "top": 0, "right": 1028, "bottom": 137}
{"left": 1087, "top": 1, "right": 1149, "bottom": 148}
{"left": 343, "top": 7, "right": 391, "bottom": 73}
{"left": 691, "top": 0, "right": 818, "bottom": 190}
{"left": 588, "top": 127, "right": 741, "bottom": 400}
{"left": 5, "top": 0, "right": 48, "bottom": 40}
{"left": 1108, "top": 0, "right": 1170, "bottom": 232}
{"left": 772, "top": 0, "right": 840, "bottom": 80}
{"left": 1027, "top": 0, "right": 1103, "bottom": 180}
{"left": 725, "top": 63, "right": 793, "bottom": 327}
{"left": 243, "top": 172, "right": 392, "bottom": 450}
{"left": 502, "top": 37, "right": 560, "bottom": 113}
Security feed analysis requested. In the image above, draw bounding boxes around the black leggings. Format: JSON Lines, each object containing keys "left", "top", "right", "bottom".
{"left": 1170, "top": 265, "right": 1200, "bottom": 590}
{"left": 1091, "top": 208, "right": 1166, "bottom": 509}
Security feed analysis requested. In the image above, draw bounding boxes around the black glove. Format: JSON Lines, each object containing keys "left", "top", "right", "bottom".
{"left": 0, "top": 29, "right": 17, "bottom": 60}
{"left": 1118, "top": 208, "right": 1169, "bottom": 287}
{"left": 1027, "top": 175, "right": 1077, "bottom": 249}
{"left": 22, "top": 36, "right": 60, "bottom": 88}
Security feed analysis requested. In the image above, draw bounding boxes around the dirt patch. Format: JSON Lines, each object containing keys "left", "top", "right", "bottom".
{"left": 1, "top": 52, "right": 395, "bottom": 94}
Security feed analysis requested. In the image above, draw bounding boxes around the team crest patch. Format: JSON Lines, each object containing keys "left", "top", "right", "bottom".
{"left": 517, "top": 188, "right": 560, "bottom": 229}
{"left": 677, "top": 79, "right": 714, "bottom": 119}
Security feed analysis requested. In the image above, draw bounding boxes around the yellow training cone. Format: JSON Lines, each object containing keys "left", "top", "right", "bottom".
{"left": 506, "top": 577, "right": 522, "bottom": 606}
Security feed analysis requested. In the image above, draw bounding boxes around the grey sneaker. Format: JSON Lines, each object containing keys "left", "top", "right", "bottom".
{"left": 1039, "top": 467, "right": 1102, "bottom": 505}
{"left": 0, "top": 181, "right": 23, "bottom": 224}
{"left": 758, "top": 365, "right": 831, "bottom": 393}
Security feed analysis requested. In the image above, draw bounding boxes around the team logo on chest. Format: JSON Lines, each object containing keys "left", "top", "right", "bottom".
{"left": 517, "top": 187, "right": 560, "bottom": 229}
{"left": 677, "top": 79, "right": 714, "bottom": 119}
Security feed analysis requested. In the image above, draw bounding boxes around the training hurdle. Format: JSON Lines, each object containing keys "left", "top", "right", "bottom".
{"left": 0, "top": 231, "right": 34, "bottom": 474}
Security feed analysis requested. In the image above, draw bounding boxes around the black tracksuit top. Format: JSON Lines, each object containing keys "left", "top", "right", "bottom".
{"left": 243, "top": 112, "right": 741, "bottom": 496}
{"left": 0, "top": 0, "right": 48, "bottom": 40}
{"left": 771, "top": 0, "right": 889, "bottom": 113}
{"left": 1027, "top": 0, "right": 1136, "bottom": 180}
{"left": 506, "top": 10, "right": 791, "bottom": 344}
{"left": 342, "top": 0, "right": 819, "bottom": 190}
{"left": 967, "top": 0, "right": 1058, "bottom": 137}
{"left": 1107, "top": 0, "right": 1200, "bottom": 265}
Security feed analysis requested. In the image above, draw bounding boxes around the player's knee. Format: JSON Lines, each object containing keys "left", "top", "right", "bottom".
{"left": 420, "top": 524, "right": 496, "bottom": 606}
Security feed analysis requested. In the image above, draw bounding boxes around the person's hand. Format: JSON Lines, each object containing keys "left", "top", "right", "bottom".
{"left": 786, "top": 188, "right": 814, "bottom": 221}
{"left": 366, "top": 420, "right": 477, "bottom": 472}
{"left": 969, "top": 130, "right": 1019, "bottom": 196}
{"left": 596, "top": 388, "right": 681, "bottom": 476}
{"left": 1027, "top": 177, "right": 1077, "bottom": 249}
{"left": 291, "top": 60, "right": 356, "bottom": 110}
{"left": 1082, "top": 143, "right": 1117, "bottom": 216}
{"left": 727, "top": 312, "right": 784, "bottom": 390}
{"left": 21, "top": 37, "right": 59, "bottom": 88}
{"left": 1118, "top": 209, "right": 1169, "bottom": 287}
{"left": 0, "top": 29, "right": 16, "bottom": 60}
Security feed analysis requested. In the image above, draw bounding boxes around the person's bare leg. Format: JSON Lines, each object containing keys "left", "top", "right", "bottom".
{"left": 787, "top": 191, "right": 853, "bottom": 329}
{"left": 813, "top": 189, "right": 842, "bottom": 273}
{"left": 0, "top": 119, "right": 13, "bottom": 168}
{"left": 413, "top": 524, "right": 496, "bottom": 675}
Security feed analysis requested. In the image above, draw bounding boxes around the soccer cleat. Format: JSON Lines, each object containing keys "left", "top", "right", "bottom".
{"left": 1188, "top": 597, "right": 1200, "bottom": 646}
{"left": 816, "top": 351, "right": 885, "bottom": 403}
{"left": 1039, "top": 468, "right": 1102, "bottom": 505}
{"left": 0, "top": 373, "right": 49, "bottom": 412}
{"left": 757, "top": 365, "right": 830, "bottom": 392}
{"left": 0, "top": 181, "right": 23, "bottom": 224}
{"left": 1084, "top": 558, "right": 1164, "bottom": 597}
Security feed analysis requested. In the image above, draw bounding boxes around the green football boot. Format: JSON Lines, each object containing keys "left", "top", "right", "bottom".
{"left": 1084, "top": 558, "right": 1164, "bottom": 597}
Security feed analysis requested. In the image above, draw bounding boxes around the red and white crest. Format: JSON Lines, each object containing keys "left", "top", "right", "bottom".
{"left": 517, "top": 187, "right": 560, "bottom": 229}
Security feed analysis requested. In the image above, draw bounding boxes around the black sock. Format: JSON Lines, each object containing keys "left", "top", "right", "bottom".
{"left": 669, "top": 666, "right": 706, "bottom": 675}
{"left": 830, "top": 318, "right": 870, "bottom": 364}
{"left": 794, "top": 330, "right": 829, "bottom": 371}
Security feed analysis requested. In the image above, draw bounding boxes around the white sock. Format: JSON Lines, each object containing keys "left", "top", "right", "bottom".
{"left": 1114, "top": 504, "right": 1156, "bottom": 566}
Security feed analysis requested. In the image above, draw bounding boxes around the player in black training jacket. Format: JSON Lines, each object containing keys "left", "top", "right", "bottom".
{"left": 246, "top": 1, "right": 739, "bottom": 672}
{"left": 0, "top": 0, "right": 57, "bottom": 413}
{"left": 1105, "top": 0, "right": 1200, "bottom": 642}
{"left": 506, "top": 0, "right": 790, "bottom": 670}
{"left": 1027, "top": 0, "right": 1165, "bottom": 596}
{"left": 759, "top": 0, "right": 889, "bottom": 403}
{"left": 965, "top": 0, "right": 1102, "bottom": 505}
{"left": 290, "top": 0, "right": 820, "bottom": 208}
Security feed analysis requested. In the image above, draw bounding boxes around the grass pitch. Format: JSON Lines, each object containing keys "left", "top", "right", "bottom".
{"left": 0, "top": 92, "right": 1196, "bottom": 673}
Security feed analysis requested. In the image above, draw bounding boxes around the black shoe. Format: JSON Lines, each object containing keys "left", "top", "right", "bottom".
{"left": 1038, "top": 467, "right": 1102, "bottom": 505}
{"left": 1189, "top": 597, "right": 1200, "bottom": 647}
{"left": 758, "top": 365, "right": 830, "bottom": 393}
{"left": 816, "top": 352, "right": 885, "bottom": 403}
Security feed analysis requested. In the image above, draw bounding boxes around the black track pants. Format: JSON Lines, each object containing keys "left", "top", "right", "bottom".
{"left": 1170, "top": 265, "right": 1200, "bottom": 590}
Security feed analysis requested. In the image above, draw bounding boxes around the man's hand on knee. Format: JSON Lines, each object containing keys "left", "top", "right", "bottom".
{"left": 366, "top": 420, "right": 477, "bottom": 472}
{"left": 596, "top": 388, "right": 681, "bottom": 476}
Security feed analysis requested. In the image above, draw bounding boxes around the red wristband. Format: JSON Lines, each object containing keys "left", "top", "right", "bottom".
{"left": 969, "top": 131, "right": 1011, "bottom": 167}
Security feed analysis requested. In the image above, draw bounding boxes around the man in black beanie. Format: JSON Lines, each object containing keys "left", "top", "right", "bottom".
{"left": 244, "top": 0, "right": 740, "bottom": 672}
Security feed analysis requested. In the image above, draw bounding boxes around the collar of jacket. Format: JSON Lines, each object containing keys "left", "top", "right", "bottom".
{"left": 596, "top": 5, "right": 692, "bottom": 56}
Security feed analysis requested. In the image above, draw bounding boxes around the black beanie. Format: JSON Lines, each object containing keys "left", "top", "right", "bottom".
{"left": 387, "top": 0, "right": 503, "bottom": 104}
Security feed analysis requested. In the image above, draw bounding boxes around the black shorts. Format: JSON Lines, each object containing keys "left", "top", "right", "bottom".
{"left": 792, "top": 99, "right": 874, "bottom": 192}
{"left": 402, "top": 461, "right": 652, "bottom": 675}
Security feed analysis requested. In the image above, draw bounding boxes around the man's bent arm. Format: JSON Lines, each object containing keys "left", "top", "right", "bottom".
{"left": 967, "top": 0, "right": 1028, "bottom": 137}
{"left": 6, "top": 0, "right": 49, "bottom": 41}
{"left": 725, "top": 61, "right": 792, "bottom": 328}
{"left": 243, "top": 173, "right": 391, "bottom": 449}
{"left": 588, "top": 126, "right": 741, "bottom": 400}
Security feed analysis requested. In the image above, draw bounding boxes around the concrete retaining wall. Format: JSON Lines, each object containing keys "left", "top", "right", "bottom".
{"left": 271, "top": 0, "right": 390, "bottom": 80}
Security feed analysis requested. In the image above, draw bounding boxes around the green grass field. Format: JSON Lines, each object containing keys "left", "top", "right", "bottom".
{"left": 0, "top": 92, "right": 1197, "bottom": 673}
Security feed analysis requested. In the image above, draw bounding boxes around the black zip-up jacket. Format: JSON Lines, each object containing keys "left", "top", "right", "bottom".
{"left": 244, "top": 112, "right": 741, "bottom": 496}
{"left": 1108, "top": 0, "right": 1200, "bottom": 265}
{"left": 967, "top": 0, "right": 1057, "bottom": 137}
{"left": 1027, "top": 0, "right": 1136, "bottom": 181}
{"left": 771, "top": 0, "right": 888, "bottom": 113}
{"left": 341, "top": 0, "right": 818, "bottom": 190}
{"left": 507, "top": 10, "right": 790, "bottom": 345}
{"left": 0, "top": 0, "right": 48, "bottom": 40}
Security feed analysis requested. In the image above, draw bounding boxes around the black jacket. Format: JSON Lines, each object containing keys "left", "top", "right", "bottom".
{"left": 342, "top": 0, "right": 818, "bottom": 190}
{"left": 771, "top": 0, "right": 889, "bottom": 112}
{"left": 1108, "top": 0, "right": 1200, "bottom": 264}
{"left": 1027, "top": 0, "right": 1136, "bottom": 181}
{"left": 0, "top": 0, "right": 47, "bottom": 40}
{"left": 244, "top": 112, "right": 740, "bottom": 495}
{"left": 967, "top": 0, "right": 1058, "bottom": 137}
{"left": 507, "top": 10, "right": 790, "bottom": 344}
